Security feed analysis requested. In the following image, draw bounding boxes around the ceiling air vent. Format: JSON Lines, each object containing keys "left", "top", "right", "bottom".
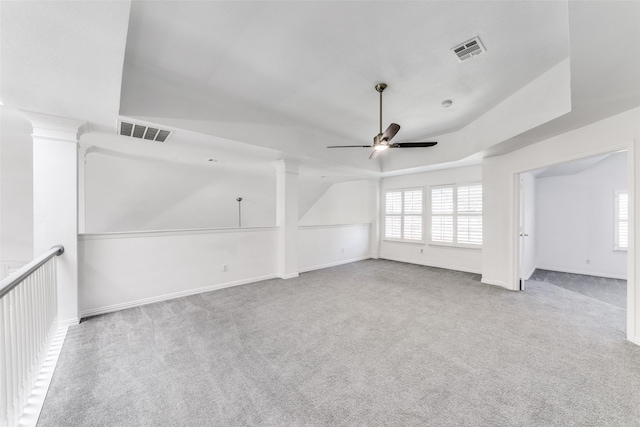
{"left": 452, "top": 36, "right": 486, "bottom": 62}
{"left": 118, "top": 121, "right": 172, "bottom": 142}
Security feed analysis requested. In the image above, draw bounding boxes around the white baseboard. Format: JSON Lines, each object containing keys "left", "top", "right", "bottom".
{"left": 299, "top": 256, "right": 371, "bottom": 273}
{"left": 480, "top": 277, "right": 515, "bottom": 290}
{"left": 378, "top": 255, "right": 481, "bottom": 275}
{"left": 632, "top": 337, "right": 640, "bottom": 347}
{"left": 19, "top": 325, "right": 69, "bottom": 427}
{"left": 279, "top": 272, "right": 300, "bottom": 279}
{"left": 535, "top": 265, "right": 627, "bottom": 280}
{"left": 79, "top": 274, "right": 279, "bottom": 318}
{"left": 524, "top": 265, "right": 536, "bottom": 280}
{"left": 57, "top": 318, "right": 80, "bottom": 328}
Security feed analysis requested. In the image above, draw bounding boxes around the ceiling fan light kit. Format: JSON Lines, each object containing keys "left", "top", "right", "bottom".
{"left": 327, "top": 83, "right": 437, "bottom": 159}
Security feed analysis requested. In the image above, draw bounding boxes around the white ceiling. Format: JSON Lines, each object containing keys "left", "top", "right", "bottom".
{"left": 122, "top": 1, "right": 568, "bottom": 141}
{"left": 530, "top": 153, "right": 611, "bottom": 179}
{"left": 1, "top": 1, "right": 639, "bottom": 178}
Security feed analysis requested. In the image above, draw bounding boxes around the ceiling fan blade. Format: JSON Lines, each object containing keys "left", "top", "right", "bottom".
{"left": 369, "top": 150, "right": 381, "bottom": 160}
{"left": 392, "top": 142, "right": 438, "bottom": 148}
{"left": 381, "top": 123, "right": 400, "bottom": 142}
{"left": 327, "top": 145, "right": 373, "bottom": 148}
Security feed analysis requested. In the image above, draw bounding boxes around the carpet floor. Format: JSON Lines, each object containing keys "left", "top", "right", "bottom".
{"left": 528, "top": 269, "right": 627, "bottom": 309}
{"left": 38, "top": 259, "right": 640, "bottom": 426}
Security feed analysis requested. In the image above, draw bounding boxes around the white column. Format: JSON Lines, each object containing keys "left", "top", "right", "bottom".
{"left": 368, "top": 178, "right": 381, "bottom": 259}
{"left": 77, "top": 145, "right": 92, "bottom": 234}
{"left": 23, "top": 111, "right": 85, "bottom": 325}
{"left": 273, "top": 160, "right": 300, "bottom": 279}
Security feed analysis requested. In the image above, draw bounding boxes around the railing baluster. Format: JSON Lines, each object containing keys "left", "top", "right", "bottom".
{"left": 0, "top": 246, "right": 63, "bottom": 427}
{"left": 9, "top": 291, "right": 18, "bottom": 425}
{"left": 1, "top": 298, "right": 9, "bottom": 427}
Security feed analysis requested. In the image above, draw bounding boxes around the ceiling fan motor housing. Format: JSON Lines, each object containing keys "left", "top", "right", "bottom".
{"left": 375, "top": 83, "right": 387, "bottom": 93}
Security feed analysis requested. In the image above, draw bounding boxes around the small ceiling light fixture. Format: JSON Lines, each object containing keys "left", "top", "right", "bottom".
{"left": 207, "top": 158, "right": 219, "bottom": 162}
{"left": 373, "top": 144, "right": 389, "bottom": 151}
{"left": 442, "top": 99, "right": 453, "bottom": 108}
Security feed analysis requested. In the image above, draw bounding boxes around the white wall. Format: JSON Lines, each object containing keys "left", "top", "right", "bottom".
{"left": 296, "top": 179, "right": 375, "bottom": 271}
{"left": 299, "top": 179, "right": 374, "bottom": 226}
{"left": 535, "top": 152, "right": 627, "bottom": 279}
{"left": 0, "top": 107, "right": 33, "bottom": 264}
{"left": 80, "top": 223, "right": 373, "bottom": 316}
{"left": 379, "top": 165, "right": 483, "bottom": 274}
{"left": 299, "top": 224, "right": 371, "bottom": 272}
{"left": 481, "top": 106, "right": 639, "bottom": 344}
{"left": 78, "top": 227, "right": 279, "bottom": 316}
{"left": 85, "top": 153, "right": 277, "bottom": 232}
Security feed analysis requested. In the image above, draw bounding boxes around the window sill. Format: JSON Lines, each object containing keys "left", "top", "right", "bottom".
{"left": 428, "top": 242, "right": 482, "bottom": 250}
{"left": 382, "top": 239, "right": 425, "bottom": 245}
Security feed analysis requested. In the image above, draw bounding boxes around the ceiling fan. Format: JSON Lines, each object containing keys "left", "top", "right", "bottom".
{"left": 327, "top": 83, "right": 438, "bottom": 159}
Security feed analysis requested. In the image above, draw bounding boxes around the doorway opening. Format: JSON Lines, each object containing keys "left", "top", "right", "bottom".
{"left": 516, "top": 150, "right": 629, "bottom": 334}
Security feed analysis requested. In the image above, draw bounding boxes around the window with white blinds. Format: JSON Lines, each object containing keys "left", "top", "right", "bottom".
{"left": 384, "top": 189, "right": 424, "bottom": 242}
{"left": 430, "top": 183, "right": 482, "bottom": 247}
{"left": 615, "top": 191, "right": 628, "bottom": 251}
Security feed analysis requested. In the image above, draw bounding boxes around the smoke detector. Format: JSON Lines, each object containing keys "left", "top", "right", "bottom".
{"left": 118, "top": 121, "right": 172, "bottom": 142}
{"left": 452, "top": 36, "right": 486, "bottom": 62}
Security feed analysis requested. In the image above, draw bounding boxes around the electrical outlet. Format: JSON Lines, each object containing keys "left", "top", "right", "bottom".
{"left": 223, "top": 264, "right": 228, "bottom": 272}
{"left": 586, "top": 259, "right": 590, "bottom": 265}
{"left": 420, "top": 248, "right": 424, "bottom": 254}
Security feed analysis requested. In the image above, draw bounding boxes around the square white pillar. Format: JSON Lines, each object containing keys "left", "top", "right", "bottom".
{"left": 273, "top": 160, "right": 300, "bottom": 279}
{"left": 23, "top": 111, "right": 85, "bottom": 325}
{"left": 368, "top": 178, "right": 381, "bottom": 259}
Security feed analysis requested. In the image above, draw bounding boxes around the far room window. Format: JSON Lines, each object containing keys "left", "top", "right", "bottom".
{"left": 430, "top": 183, "right": 482, "bottom": 247}
{"left": 615, "top": 191, "right": 628, "bottom": 251}
{"left": 384, "top": 189, "right": 423, "bottom": 242}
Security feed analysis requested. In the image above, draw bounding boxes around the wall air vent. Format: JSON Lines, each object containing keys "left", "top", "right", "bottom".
{"left": 452, "top": 36, "right": 486, "bottom": 62}
{"left": 118, "top": 121, "right": 172, "bottom": 142}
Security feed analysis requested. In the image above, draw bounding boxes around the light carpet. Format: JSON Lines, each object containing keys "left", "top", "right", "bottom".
{"left": 38, "top": 259, "right": 640, "bottom": 426}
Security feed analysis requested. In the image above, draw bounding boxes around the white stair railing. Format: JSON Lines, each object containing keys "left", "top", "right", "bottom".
{"left": 0, "top": 245, "right": 63, "bottom": 427}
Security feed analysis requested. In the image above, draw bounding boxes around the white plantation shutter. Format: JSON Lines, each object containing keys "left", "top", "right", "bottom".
{"left": 457, "top": 185, "right": 482, "bottom": 213}
{"left": 431, "top": 187, "right": 454, "bottom": 243}
{"left": 386, "top": 191, "right": 402, "bottom": 215}
{"left": 385, "top": 191, "right": 402, "bottom": 239}
{"left": 431, "top": 187, "right": 453, "bottom": 214}
{"left": 457, "top": 216, "right": 482, "bottom": 245}
{"left": 457, "top": 185, "right": 482, "bottom": 245}
{"left": 431, "top": 216, "right": 453, "bottom": 242}
{"left": 616, "top": 191, "right": 628, "bottom": 250}
{"left": 404, "top": 190, "right": 422, "bottom": 214}
{"left": 404, "top": 216, "right": 422, "bottom": 241}
{"left": 403, "top": 190, "right": 423, "bottom": 240}
{"left": 385, "top": 216, "right": 402, "bottom": 239}
{"left": 430, "top": 183, "right": 483, "bottom": 246}
{"left": 384, "top": 189, "right": 424, "bottom": 241}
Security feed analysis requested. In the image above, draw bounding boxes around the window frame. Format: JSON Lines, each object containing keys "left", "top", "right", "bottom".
{"left": 429, "top": 182, "right": 483, "bottom": 249}
{"left": 383, "top": 187, "right": 425, "bottom": 244}
{"left": 614, "top": 190, "right": 628, "bottom": 252}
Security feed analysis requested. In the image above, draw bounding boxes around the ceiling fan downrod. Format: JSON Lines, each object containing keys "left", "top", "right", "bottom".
{"left": 375, "top": 83, "right": 387, "bottom": 137}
